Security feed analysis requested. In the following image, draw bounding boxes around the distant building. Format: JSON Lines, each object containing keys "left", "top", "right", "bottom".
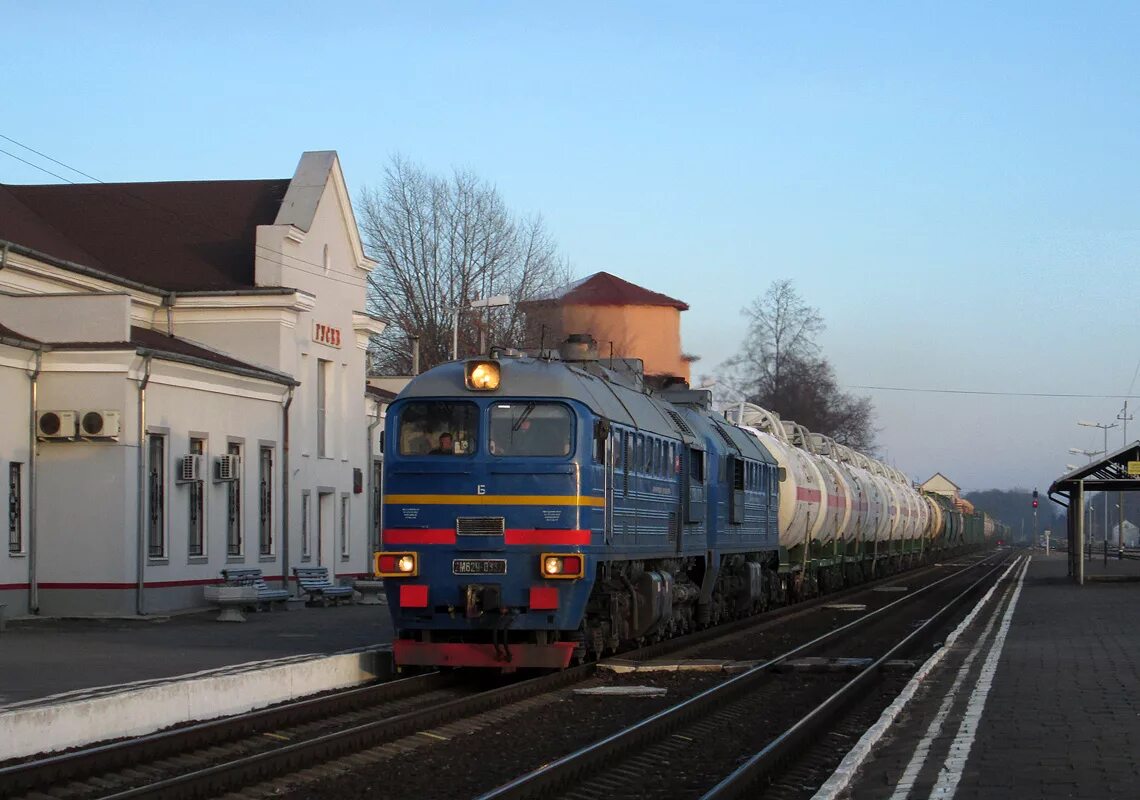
{"left": 1111, "top": 520, "right": 1139, "bottom": 548}
{"left": 919, "top": 472, "right": 962, "bottom": 501}
{"left": 520, "top": 271, "right": 692, "bottom": 382}
{"left": 0, "top": 152, "right": 386, "bottom": 617}
{"left": 918, "top": 472, "right": 976, "bottom": 513}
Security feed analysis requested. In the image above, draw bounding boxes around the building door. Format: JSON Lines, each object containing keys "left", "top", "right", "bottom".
{"left": 318, "top": 491, "right": 334, "bottom": 566}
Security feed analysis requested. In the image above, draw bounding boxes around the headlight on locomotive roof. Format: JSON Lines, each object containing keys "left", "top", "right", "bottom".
{"left": 375, "top": 551, "right": 418, "bottom": 577}
{"left": 540, "top": 553, "right": 584, "bottom": 579}
{"left": 465, "top": 360, "right": 501, "bottom": 391}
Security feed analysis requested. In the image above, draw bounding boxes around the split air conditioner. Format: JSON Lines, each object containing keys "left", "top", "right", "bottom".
{"left": 79, "top": 410, "right": 121, "bottom": 440}
{"left": 36, "top": 411, "right": 77, "bottom": 441}
{"left": 215, "top": 454, "right": 241, "bottom": 482}
{"left": 177, "top": 454, "right": 205, "bottom": 483}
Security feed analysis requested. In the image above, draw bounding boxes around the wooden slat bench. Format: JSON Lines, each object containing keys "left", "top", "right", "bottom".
{"left": 221, "top": 567, "right": 291, "bottom": 610}
{"left": 292, "top": 567, "right": 354, "bottom": 606}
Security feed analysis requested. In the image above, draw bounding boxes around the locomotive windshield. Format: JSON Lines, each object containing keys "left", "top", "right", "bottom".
{"left": 398, "top": 401, "right": 478, "bottom": 455}
{"left": 489, "top": 402, "right": 573, "bottom": 457}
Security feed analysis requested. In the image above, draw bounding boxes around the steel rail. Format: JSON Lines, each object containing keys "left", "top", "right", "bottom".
{"left": 96, "top": 662, "right": 594, "bottom": 800}
{"left": 475, "top": 551, "right": 1010, "bottom": 800}
{"left": 0, "top": 669, "right": 451, "bottom": 795}
{"left": 4, "top": 548, "right": 991, "bottom": 800}
{"left": 699, "top": 554, "right": 1018, "bottom": 799}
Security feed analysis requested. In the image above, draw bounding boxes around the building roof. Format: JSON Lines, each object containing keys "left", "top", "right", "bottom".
{"left": 921, "top": 472, "right": 961, "bottom": 491}
{"left": 365, "top": 384, "right": 399, "bottom": 402}
{"left": 0, "top": 322, "right": 39, "bottom": 346}
{"left": 0, "top": 179, "right": 291, "bottom": 292}
{"left": 528, "top": 271, "right": 689, "bottom": 311}
{"left": 50, "top": 326, "right": 294, "bottom": 385}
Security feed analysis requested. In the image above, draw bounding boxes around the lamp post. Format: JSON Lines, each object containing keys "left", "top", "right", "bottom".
{"left": 1068, "top": 448, "right": 1103, "bottom": 463}
{"left": 1078, "top": 420, "right": 1118, "bottom": 559}
{"left": 452, "top": 294, "right": 511, "bottom": 360}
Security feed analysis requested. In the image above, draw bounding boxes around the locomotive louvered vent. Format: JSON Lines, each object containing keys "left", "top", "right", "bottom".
{"left": 712, "top": 423, "right": 738, "bottom": 451}
{"left": 665, "top": 410, "right": 694, "bottom": 436}
{"left": 456, "top": 517, "right": 506, "bottom": 536}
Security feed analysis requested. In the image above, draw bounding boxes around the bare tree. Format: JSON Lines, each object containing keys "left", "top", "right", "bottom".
{"left": 359, "top": 156, "right": 571, "bottom": 374}
{"left": 724, "top": 279, "right": 876, "bottom": 450}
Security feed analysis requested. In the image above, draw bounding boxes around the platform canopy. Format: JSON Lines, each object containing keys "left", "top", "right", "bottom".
{"left": 1048, "top": 440, "right": 1140, "bottom": 507}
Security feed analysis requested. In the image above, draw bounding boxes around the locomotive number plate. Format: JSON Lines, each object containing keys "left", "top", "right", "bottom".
{"left": 452, "top": 559, "right": 507, "bottom": 575}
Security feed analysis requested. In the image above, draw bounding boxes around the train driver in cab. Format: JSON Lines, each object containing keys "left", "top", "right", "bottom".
{"left": 430, "top": 432, "right": 454, "bottom": 455}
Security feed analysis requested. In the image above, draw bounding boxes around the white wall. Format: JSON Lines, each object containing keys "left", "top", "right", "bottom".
{"left": 0, "top": 341, "right": 34, "bottom": 615}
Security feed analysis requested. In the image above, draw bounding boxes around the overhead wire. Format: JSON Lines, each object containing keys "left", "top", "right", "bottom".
{"left": 847, "top": 385, "right": 1140, "bottom": 400}
{"left": 0, "top": 133, "right": 373, "bottom": 291}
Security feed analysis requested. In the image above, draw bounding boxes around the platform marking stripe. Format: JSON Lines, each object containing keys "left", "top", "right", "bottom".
{"left": 928, "top": 556, "right": 1031, "bottom": 799}
{"left": 810, "top": 555, "right": 1025, "bottom": 800}
{"left": 887, "top": 572, "right": 1019, "bottom": 800}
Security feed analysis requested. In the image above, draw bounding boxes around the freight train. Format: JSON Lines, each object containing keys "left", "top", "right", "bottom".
{"left": 377, "top": 335, "right": 1001, "bottom": 670}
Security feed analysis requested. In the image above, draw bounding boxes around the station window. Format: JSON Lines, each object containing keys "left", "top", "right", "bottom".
{"left": 317, "top": 359, "right": 330, "bottom": 458}
{"left": 301, "top": 490, "right": 312, "bottom": 561}
{"left": 188, "top": 438, "right": 205, "bottom": 557}
{"left": 8, "top": 462, "right": 22, "bottom": 554}
{"left": 226, "top": 442, "right": 242, "bottom": 557}
{"left": 259, "top": 447, "right": 273, "bottom": 556}
{"left": 340, "top": 494, "right": 350, "bottom": 559}
{"left": 489, "top": 402, "right": 572, "bottom": 457}
{"left": 399, "top": 401, "right": 478, "bottom": 456}
{"left": 147, "top": 434, "right": 166, "bottom": 559}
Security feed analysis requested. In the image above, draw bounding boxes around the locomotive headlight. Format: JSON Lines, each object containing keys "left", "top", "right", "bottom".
{"left": 465, "top": 360, "right": 501, "bottom": 391}
{"left": 375, "top": 551, "right": 418, "bottom": 577}
{"left": 540, "top": 553, "right": 584, "bottom": 579}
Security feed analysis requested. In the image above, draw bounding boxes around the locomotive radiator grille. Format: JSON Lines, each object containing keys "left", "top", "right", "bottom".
{"left": 456, "top": 516, "right": 506, "bottom": 536}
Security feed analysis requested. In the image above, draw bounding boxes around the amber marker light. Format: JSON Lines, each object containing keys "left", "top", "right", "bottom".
{"left": 375, "top": 551, "right": 418, "bottom": 577}
{"left": 540, "top": 553, "right": 585, "bottom": 579}
{"left": 465, "top": 360, "right": 501, "bottom": 391}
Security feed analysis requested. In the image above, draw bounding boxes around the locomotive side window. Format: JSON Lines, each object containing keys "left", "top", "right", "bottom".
{"left": 690, "top": 449, "right": 705, "bottom": 482}
{"left": 489, "top": 402, "right": 573, "bottom": 457}
{"left": 398, "top": 402, "right": 478, "bottom": 455}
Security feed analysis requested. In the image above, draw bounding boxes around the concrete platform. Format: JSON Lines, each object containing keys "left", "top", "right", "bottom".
{"left": 818, "top": 551, "right": 1140, "bottom": 800}
{"left": 0, "top": 603, "right": 395, "bottom": 760}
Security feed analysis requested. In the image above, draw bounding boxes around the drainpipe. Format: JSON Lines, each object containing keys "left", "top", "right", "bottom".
{"left": 135, "top": 355, "right": 153, "bottom": 616}
{"left": 27, "top": 350, "right": 41, "bottom": 613}
{"left": 281, "top": 386, "right": 295, "bottom": 596}
{"left": 367, "top": 401, "right": 383, "bottom": 555}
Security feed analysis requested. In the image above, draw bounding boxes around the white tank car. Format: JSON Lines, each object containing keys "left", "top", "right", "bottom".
{"left": 732, "top": 401, "right": 935, "bottom": 548}
{"left": 924, "top": 494, "right": 944, "bottom": 542}
{"left": 783, "top": 422, "right": 850, "bottom": 545}
{"left": 735, "top": 407, "right": 826, "bottom": 549}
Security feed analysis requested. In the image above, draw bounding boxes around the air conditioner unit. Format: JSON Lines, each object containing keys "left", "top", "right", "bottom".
{"left": 36, "top": 411, "right": 77, "bottom": 441}
{"left": 79, "top": 410, "right": 121, "bottom": 440}
{"left": 177, "top": 454, "right": 205, "bottom": 483}
{"left": 215, "top": 454, "right": 241, "bottom": 482}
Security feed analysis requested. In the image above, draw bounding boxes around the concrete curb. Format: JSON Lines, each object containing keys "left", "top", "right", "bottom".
{"left": 0, "top": 645, "right": 392, "bottom": 761}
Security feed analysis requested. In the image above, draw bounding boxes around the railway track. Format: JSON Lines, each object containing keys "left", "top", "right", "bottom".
{"left": 473, "top": 551, "right": 1016, "bottom": 800}
{"left": 1, "top": 551, "right": 993, "bottom": 800}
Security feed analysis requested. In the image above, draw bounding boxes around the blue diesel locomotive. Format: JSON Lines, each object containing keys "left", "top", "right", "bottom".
{"left": 378, "top": 335, "right": 782, "bottom": 669}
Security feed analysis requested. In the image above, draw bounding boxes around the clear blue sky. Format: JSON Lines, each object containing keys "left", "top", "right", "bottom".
{"left": 5, "top": 1, "right": 1140, "bottom": 497}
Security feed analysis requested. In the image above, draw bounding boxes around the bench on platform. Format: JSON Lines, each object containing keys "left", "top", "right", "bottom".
{"left": 221, "top": 568, "right": 291, "bottom": 610}
{"left": 292, "top": 567, "right": 354, "bottom": 606}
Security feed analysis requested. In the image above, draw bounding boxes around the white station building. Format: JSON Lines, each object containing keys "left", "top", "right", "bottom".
{"left": 0, "top": 151, "right": 387, "bottom": 617}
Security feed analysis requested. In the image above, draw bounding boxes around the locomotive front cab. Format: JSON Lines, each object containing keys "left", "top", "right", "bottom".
{"left": 378, "top": 358, "right": 605, "bottom": 669}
